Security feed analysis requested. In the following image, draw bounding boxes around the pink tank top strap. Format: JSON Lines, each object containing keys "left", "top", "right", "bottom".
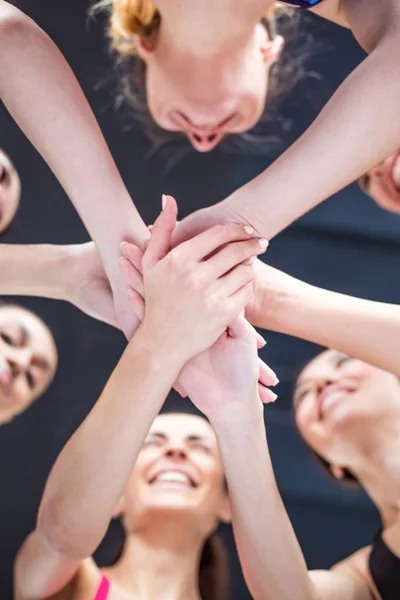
{"left": 93, "top": 574, "right": 110, "bottom": 600}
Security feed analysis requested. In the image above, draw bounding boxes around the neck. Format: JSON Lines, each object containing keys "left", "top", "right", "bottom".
{"left": 154, "top": 0, "right": 267, "bottom": 56}
{"left": 108, "top": 518, "right": 204, "bottom": 600}
{"left": 350, "top": 418, "right": 400, "bottom": 525}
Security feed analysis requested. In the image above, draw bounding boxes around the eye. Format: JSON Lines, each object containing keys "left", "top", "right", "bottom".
{"left": 336, "top": 356, "right": 353, "bottom": 368}
{"left": 0, "top": 164, "right": 8, "bottom": 185}
{"left": 294, "top": 388, "right": 310, "bottom": 408}
{"left": 1, "top": 332, "right": 16, "bottom": 346}
{"left": 143, "top": 438, "right": 163, "bottom": 448}
{"left": 358, "top": 173, "right": 370, "bottom": 194}
{"left": 190, "top": 442, "right": 211, "bottom": 453}
{"left": 25, "top": 370, "right": 36, "bottom": 390}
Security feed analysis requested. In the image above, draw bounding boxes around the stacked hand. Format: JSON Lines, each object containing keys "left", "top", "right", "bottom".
{"left": 119, "top": 195, "right": 278, "bottom": 416}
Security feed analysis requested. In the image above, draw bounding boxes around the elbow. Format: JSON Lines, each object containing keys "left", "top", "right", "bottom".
{"left": 0, "top": 3, "right": 37, "bottom": 48}
{"left": 37, "top": 499, "right": 90, "bottom": 561}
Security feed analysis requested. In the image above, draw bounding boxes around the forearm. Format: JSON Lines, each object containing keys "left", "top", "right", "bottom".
{"left": 225, "top": 34, "right": 400, "bottom": 239}
{"left": 211, "top": 403, "right": 314, "bottom": 600}
{"left": 38, "top": 329, "right": 181, "bottom": 560}
{"left": 0, "top": 3, "right": 148, "bottom": 267}
{"left": 255, "top": 271, "right": 400, "bottom": 376}
{"left": 0, "top": 244, "right": 70, "bottom": 300}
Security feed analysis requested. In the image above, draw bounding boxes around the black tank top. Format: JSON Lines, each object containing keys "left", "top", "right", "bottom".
{"left": 369, "top": 530, "right": 400, "bottom": 600}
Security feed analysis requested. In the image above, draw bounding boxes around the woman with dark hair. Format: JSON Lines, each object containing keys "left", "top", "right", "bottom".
{"left": 124, "top": 207, "right": 400, "bottom": 599}
{"left": 0, "top": 148, "right": 20, "bottom": 237}
{"left": 0, "top": 300, "right": 57, "bottom": 424}
{"left": 14, "top": 201, "right": 279, "bottom": 599}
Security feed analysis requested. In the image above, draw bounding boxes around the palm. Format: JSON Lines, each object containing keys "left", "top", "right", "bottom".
{"left": 178, "top": 322, "right": 259, "bottom": 418}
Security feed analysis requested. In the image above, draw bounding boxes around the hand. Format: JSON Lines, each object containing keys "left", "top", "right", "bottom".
{"left": 173, "top": 202, "right": 258, "bottom": 248}
{"left": 178, "top": 316, "right": 278, "bottom": 420}
{"left": 121, "top": 195, "right": 268, "bottom": 364}
{"left": 64, "top": 242, "right": 118, "bottom": 328}
{"left": 244, "top": 259, "right": 309, "bottom": 331}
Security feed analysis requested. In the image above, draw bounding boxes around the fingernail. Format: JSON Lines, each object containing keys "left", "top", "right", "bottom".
{"left": 162, "top": 194, "right": 168, "bottom": 209}
{"left": 259, "top": 239, "right": 269, "bottom": 249}
{"left": 244, "top": 225, "right": 254, "bottom": 235}
{"left": 120, "top": 241, "right": 128, "bottom": 252}
{"left": 270, "top": 392, "right": 278, "bottom": 402}
{"left": 261, "top": 338, "right": 267, "bottom": 347}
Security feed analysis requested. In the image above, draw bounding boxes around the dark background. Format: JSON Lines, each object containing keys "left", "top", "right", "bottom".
{"left": 1, "top": 1, "right": 399, "bottom": 598}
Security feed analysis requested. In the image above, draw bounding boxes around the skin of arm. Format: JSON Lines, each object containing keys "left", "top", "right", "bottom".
{"left": 175, "top": 0, "right": 400, "bottom": 243}
{"left": 0, "top": 243, "right": 118, "bottom": 327}
{"left": 0, "top": 1, "right": 148, "bottom": 336}
{"left": 14, "top": 200, "right": 261, "bottom": 600}
{"left": 247, "top": 260, "right": 400, "bottom": 377}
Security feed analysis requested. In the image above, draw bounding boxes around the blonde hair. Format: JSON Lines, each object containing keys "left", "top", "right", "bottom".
{"left": 95, "top": 0, "right": 288, "bottom": 55}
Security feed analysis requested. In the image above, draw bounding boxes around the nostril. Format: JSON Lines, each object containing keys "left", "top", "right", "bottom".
{"left": 193, "top": 133, "right": 202, "bottom": 143}
{"left": 207, "top": 134, "right": 217, "bottom": 143}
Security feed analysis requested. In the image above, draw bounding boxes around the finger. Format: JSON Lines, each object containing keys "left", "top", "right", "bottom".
{"left": 218, "top": 263, "right": 256, "bottom": 297}
{"left": 127, "top": 288, "right": 145, "bottom": 321}
{"left": 120, "top": 242, "right": 144, "bottom": 275}
{"left": 258, "top": 357, "right": 279, "bottom": 387}
{"left": 226, "top": 282, "right": 254, "bottom": 320}
{"left": 174, "top": 380, "right": 188, "bottom": 398}
{"left": 144, "top": 195, "right": 178, "bottom": 269}
{"left": 206, "top": 238, "right": 268, "bottom": 279}
{"left": 177, "top": 223, "right": 258, "bottom": 263}
{"left": 119, "top": 258, "right": 145, "bottom": 298}
{"left": 258, "top": 385, "right": 278, "bottom": 404}
{"left": 256, "top": 332, "right": 267, "bottom": 350}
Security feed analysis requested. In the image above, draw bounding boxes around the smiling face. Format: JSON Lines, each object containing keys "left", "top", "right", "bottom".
{"left": 121, "top": 413, "right": 230, "bottom": 537}
{"left": 0, "top": 149, "right": 20, "bottom": 235}
{"left": 358, "top": 150, "right": 400, "bottom": 213}
{"left": 0, "top": 305, "right": 58, "bottom": 424}
{"left": 293, "top": 350, "right": 400, "bottom": 469}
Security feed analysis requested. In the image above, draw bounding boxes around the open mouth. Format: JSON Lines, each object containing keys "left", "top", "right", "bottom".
{"left": 318, "top": 385, "right": 356, "bottom": 420}
{"left": 148, "top": 469, "right": 198, "bottom": 489}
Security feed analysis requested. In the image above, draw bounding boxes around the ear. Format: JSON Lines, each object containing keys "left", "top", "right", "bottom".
{"left": 217, "top": 493, "right": 231, "bottom": 524}
{"left": 331, "top": 464, "right": 345, "bottom": 480}
{"left": 261, "top": 35, "right": 285, "bottom": 64}
{"left": 136, "top": 27, "right": 159, "bottom": 58}
{"left": 112, "top": 496, "right": 126, "bottom": 519}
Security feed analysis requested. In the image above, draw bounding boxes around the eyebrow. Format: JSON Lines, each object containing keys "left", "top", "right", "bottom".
{"left": 147, "top": 432, "right": 213, "bottom": 444}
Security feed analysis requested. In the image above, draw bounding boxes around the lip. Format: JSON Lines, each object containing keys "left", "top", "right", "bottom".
{"left": 317, "top": 384, "right": 356, "bottom": 419}
{"left": 148, "top": 467, "right": 198, "bottom": 488}
{"left": 170, "top": 111, "right": 237, "bottom": 135}
{"left": 389, "top": 150, "right": 400, "bottom": 193}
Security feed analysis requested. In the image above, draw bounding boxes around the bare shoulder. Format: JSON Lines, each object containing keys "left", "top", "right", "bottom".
{"left": 310, "top": 546, "right": 378, "bottom": 600}
{"left": 48, "top": 559, "right": 102, "bottom": 600}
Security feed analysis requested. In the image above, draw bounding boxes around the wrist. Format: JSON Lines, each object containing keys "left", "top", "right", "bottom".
{"left": 208, "top": 392, "right": 263, "bottom": 430}
{"left": 129, "top": 322, "right": 188, "bottom": 378}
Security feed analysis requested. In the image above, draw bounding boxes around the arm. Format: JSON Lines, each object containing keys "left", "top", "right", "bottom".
{"left": 176, "top": 0, "right": 400, "bottom": 242}
{"left": 0, "top": 1, "right": 148, "bottom": 334}
{"left": 15, "top": 199, "right": 262, "bottom": 600}
{"left": 0, "top": 242, "right": 117, "bottom": 327}
{"left": 247, "top": 260, "right": 400, "bottom": 376}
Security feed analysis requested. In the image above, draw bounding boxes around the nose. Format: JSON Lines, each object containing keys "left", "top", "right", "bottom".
{"left": 7, "top": 348, "right": 32, "bottom": 377}
{"left": 186, "top": 130, "right": 224, "bottom": 152}
{"left": 172, "top": 109, "right": 238, "bottom": 152}
{"left": 164, "top": 444, "right": 188, "bottom": 461}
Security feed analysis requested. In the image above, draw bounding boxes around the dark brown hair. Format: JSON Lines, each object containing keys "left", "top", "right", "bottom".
{"left": 200, "top": 532, "right": 230, "bottom": 600}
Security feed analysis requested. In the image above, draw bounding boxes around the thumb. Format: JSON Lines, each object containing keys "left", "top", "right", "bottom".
{"left": 144, "top": 195, "right": 178, "bottom": 269}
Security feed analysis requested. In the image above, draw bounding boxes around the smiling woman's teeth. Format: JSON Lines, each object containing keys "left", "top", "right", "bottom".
{"left": 153, "top": 472, "right": 191, "bottom": 485}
